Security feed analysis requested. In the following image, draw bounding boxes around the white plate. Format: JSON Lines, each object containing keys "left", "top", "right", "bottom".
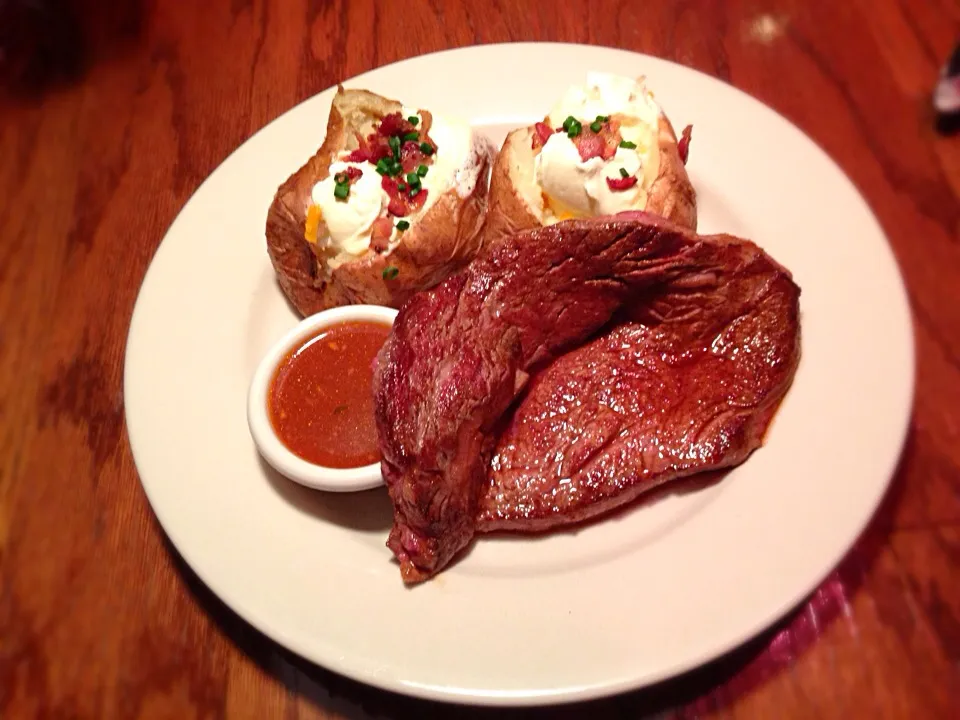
{"left": 124, "top": 43, "right": 914, "bottom": 706}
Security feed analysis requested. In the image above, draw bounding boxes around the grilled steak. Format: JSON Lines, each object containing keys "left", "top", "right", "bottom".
{"left": 373, "top": 212, "right": 801, "bottom": 582}
{"left": 479, "top": 234, "right": 801, "bottom": 531}
{"left": 372, "top": 213, "right": 711, "bottom": 582}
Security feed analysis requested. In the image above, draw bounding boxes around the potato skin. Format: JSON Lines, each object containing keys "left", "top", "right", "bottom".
{"left": 481, "top": 127, "right": 541, "bottom": 249}
{"left": 646, "top": 116, "right": 697, "bottom": 231}
{"left": 265, "top": 87, "right": 495, "bottom": 316}
{"left": 482, "top": 114, "right": 697, "bottom": 249}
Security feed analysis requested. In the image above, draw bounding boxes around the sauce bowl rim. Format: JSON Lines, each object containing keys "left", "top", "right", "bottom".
{"left": 247, "top": 304, "right": 398, "bottom": 493}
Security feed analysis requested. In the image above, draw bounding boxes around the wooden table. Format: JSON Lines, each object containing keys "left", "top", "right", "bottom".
{"left": 1, "top": 0, "right": 958, "bottom": 717}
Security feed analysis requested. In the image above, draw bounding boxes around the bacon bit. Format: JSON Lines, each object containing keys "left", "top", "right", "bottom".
{"left": 409, "top": 188, "right": 428, "bottom": 212}
{"left": 386, "top": 197, "right": 407, "bottom": 217}
{"left": 532, "top": 122, "right": 554, "bottom": 149}
{"left": 574, "top": 133, "right": 604, "bottom": 161}
{"left": 345, "top": 131, "right": 369, "bottom": 162}
{"left": 346, "top": 131, "right": 371, "bottom": 162}
{"left": 400, "top": 141, "right": 426, "bottom": 173}
{"left": 606, "top": 175, "right": 638, "bottom": 191}
{"left": 385, "top": 184, "right": 408, "bottom": 216}
{"left": 408, "top": 189, "right": 427, "bottom": 213}
{"left": 572, "top": 119, "right": 622, "bottom": 161}
{"left": 600, "top": 137, "right": 618, "bottom": 160}
{"left": 345, "top": 147, "right": 366, "bottom": 162}
{"left": 346, "top": 133, "right": 391, "bottom": 163}
{"left": 678, "top": 124, "right": 693, "bottom": 164}
{"left": 382, "top": 176, "right": 428, "bottom": 217}
{"left": 370, "top": 217, "right": 394, "bottom": 252}
{"left": 378, "top": 112, "right": 416, "bottom": 138}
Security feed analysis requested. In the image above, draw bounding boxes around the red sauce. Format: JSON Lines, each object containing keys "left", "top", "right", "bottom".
{"left": 268, "top": 320, "right": 391, "bottom": 468}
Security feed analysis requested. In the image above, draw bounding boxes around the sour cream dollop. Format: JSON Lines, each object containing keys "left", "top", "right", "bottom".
{"left": 534, "top": 72, "right": 663, "bottom": 221}
{"left": 312, "top": 162, "right": 386, "bottom": 255}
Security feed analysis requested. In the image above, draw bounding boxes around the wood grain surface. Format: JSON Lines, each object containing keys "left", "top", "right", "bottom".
{"left": 1, "top": 0, "right": 959, "bottom": 717}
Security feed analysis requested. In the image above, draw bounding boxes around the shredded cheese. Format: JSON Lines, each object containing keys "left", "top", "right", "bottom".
{"left": 304, "top": 204, "right": 323, "bottom": 244}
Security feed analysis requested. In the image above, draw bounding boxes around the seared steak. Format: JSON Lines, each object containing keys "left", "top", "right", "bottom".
{"left": 373, "top": 213, "right": 801, "bottom": 582}
{"left": 372, "top": 213, "right": 711, "bottom": 582}
{"left": 479, "top": 234, "right": 801, "bottom": 531}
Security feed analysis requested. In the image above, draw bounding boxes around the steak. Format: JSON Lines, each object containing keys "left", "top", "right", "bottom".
{"left": 479, "top": 234, "right": 801, "bottom": 531}
{"left": 372, "top": 212, "right": 801, "bottom": 582}
{"left": 372, "top": 213, "right": 711, "bottom": 582}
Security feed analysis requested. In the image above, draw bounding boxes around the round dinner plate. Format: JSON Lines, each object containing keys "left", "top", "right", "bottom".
{"left": 124, "top": 43, "right": 914, "bottom": 705}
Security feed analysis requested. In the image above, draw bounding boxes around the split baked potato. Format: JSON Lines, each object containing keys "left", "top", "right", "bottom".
{"left": 483, "top": 72, "right": 697, "bottom": 246}
{"left": 266, "top": 87, "right": 496, "bottom": 316}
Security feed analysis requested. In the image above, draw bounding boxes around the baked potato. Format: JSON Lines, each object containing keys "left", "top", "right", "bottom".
{"left": 483, "top": 72, "right": 696, "bottom": 246}
{"left": 266, "top": 86, "right": 496, "bottom": 316}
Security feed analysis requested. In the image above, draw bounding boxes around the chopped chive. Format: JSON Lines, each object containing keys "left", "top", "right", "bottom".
{"left": 416, "top": 164, "right": 428, "bottom": 177}
{"left": 419, "top": 142, "right": 434, "bottom": 155}
{"left": 590, "top": 120, "right": 602, "bottom": 132}
{"left": 396, "top": 220, "right": 410, "bottom": 231}
{"left": 409, "top": 187, "right": 421, "bottom": 197}
{"left": 406, "top": 171, "right": 421, "bottom": 186}
{"left": 562, "top": 115, "right": 576, "bottom": 131}
{"left": 596, "top": 115, "right": 609, "bottom": 122}
{"left": 408, "top": 116, "right": 419, "bottom": 126}
{"left": 375, "top": 158, "right": 390, "bottom": 174}
{"left": 619, "top": 168, "right": 629, "bottom": 178}
{"left": 388, "top": 135, "right": 401, "bottom": 158}
{"left": 402, "top": 131, "right": 419, "bottom": 142}
{"left": 382, "top": 266, "right": 399, "bottom": 280}
{"left": 333, "top": 183, "right": 349, "bottom": 199}
{"left": 619, "top": 140, "right": 637, "bottom": 149}
{"left": 566, "top": 120, "right": 582, "bottom": 138}
{"left": 398, "top": 183, "right": 407, "bottom": 190}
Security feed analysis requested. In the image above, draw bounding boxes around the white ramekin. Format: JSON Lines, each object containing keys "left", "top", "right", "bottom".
{"left": 247, "top": 304, "right": 398, "bottom": 492}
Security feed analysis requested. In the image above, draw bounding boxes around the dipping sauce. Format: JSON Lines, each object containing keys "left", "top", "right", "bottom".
{"left": 268, "top": 320, "right": 391, "bottom": 468}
